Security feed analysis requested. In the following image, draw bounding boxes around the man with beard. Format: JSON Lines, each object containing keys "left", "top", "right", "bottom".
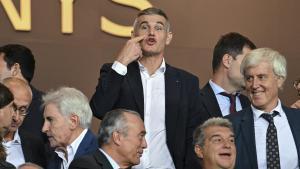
{"left": 199, "top": 32, "right": 256, "bottom": 123}
{"left": 90, "top": 7, "right": 201, "bottom": 169}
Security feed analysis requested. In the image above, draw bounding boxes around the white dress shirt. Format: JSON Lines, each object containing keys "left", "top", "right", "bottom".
{"left": 253, "top": 100, "right": 299, "bottom": 169}
{"left": 209, "top": 80, "right": 242, "bottom": 116}
{"left": 100, "top": 149, "right": 120, "bottom": 169}
{"left": 56, "top": 129, "right": 88, "bottom": 169}
{"left": 112, "top": 60, "right": 175, "bottom": 169}
{"left": 3, "top": 129, "right": 25, "bottom": 168}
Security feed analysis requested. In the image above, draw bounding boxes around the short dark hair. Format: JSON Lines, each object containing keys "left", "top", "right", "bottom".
{"left": 137, "top": 7, "right": 168, "bottom": 20}
{"left": 0, "top": 83, "right": 14, "bottom": 109}
{"left": 212, "top": 32, "right": 256, "bottom": 73}
{"left": 0, "top": 44, "right": 35, "bottom": 82}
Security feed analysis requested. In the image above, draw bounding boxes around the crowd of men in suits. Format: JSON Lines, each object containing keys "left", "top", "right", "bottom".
{"left": 0, "top": 6, "right": 300, "bottom": 169}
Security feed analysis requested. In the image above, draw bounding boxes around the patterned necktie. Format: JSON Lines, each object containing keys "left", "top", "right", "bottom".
{"left": 261, "top": 111, "right": 280, "bottom": 169}
{"left": 219, "top": 92, "right": 237, "bottom": 113}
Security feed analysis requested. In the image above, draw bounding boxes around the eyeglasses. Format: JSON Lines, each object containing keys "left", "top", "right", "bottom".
{"left": 12, "top": 103, "right": 29, "bottom": 116}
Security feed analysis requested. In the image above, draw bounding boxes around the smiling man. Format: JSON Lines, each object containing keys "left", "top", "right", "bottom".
{"left": 90, "top": 7, "right": 201, "bottom": 169}
{"left": 42, "top": 87, "right": 98, "bottom": 169}
{"left": 228, "top": 48, "right": 300, "bottom": 169}
{"left": 193, "top": 117, "right": 236, "bottom": 169}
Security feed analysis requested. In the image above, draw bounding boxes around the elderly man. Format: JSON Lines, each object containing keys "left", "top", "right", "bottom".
{"left": 2, "top": 77, "right": 46, "bottom": 168}
{"left": 69, "top": 109, "right": 147, "bottom": 169}
{"left": 42, "top": 87, "right": 98, "bottom": 169}
{"left": 17, "top": 162, "right": 43, "bottom": 169}
{"left": 193, "top": 117, "right": 236, "bottom": 169}
{"left": 228, "top": 48, "right": 300, "bottom": 169}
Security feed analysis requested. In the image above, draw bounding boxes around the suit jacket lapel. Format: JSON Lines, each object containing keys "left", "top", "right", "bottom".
{"left": 239, "top": 94, "right": 251, "bottom": 108}
{"left": 74, "top": 130, "right": 97, "bottom": 159}
{"left": 19, "top": 130, "right": 33, "bottom": 162}
{"left": 239, "top": 108, "right": 258, "bottom": 168}
{"left": 127, "top": 62, "right": 144, "bottom": 118}
{"left": 283, "top": 106, "right": 300, "bottom": 163}
{"left": 165, "top": 64, "right": 180, "bottom": 142}
{"left": 95, "top": 150, "right": 114, "bottom": 169}
{"left": 200, "top": 83, "right": 222, "bottom": 117}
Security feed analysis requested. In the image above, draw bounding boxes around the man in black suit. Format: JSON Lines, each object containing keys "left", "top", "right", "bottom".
{"left": 199, "top": 32, "right": 256, "bottom": 123}
{"left": 2, "top": 77, "right": 46, "bottom": 168}
{"left": 0, "top": 44, "right": 45, "bottom": 141}
{"left": 227, "top": 48, "right": 300, "bottom": 169}
{"left": 90, "top": 7, "right": 201, "bottom": 169}
{"left": 69, "top": 109, "right": 147, "bottom": 169}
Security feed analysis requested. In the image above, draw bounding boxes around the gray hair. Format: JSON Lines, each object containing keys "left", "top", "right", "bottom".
{"left": 98, "top": 109, "right": 140, "bottom": 146}
{"left": 18, "top": 162, "right": 43, "bottom": 169}
{"left": 42, "top": 87, "right": 92, "bottom": 129}
{"left": 193, "top": 117, "right": 233, "bottom": 147}
{"left": 133, "top": 7, "right": 171, "bottom": 33}
{"left": 240, "top": 48, "right": 287, "bottom": 80}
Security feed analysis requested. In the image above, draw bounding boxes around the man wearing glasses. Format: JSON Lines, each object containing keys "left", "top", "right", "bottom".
{"left": 2, "top": 77, "right": 46, "bottom": 168}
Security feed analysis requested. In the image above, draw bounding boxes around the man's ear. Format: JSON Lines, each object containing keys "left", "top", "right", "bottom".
{"left": 222, "top": 54, "right": 233, "bottom": 69}
{"left": 194, "top": 144, "right": 204, "bottom": 158}
{"left": 11, "top": 63, "right": 21, "bottom": 77}
{"left": 166, "top": 32, "right": 173, "bottom": 45}
{"left": 68, "top": 113, "right": 79, "bottom": 130}
{"left": 112, "top": 131, "right": 122, "bottom": 146}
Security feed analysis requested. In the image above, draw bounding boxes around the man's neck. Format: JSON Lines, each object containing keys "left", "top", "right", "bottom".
{"left": 102, "top": 145, "right": 130, "bottom": 169}
{"left": 212, "top": 73, "right": 240, "bottom": 94}
{"left": 139, "top": 54, "right": 164, "bottom": 75}
{"left": 3, "top": 131, "right": 15, "bottom": 142}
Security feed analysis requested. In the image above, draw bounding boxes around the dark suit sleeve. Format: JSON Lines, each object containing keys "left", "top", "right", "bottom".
{"left": 184, "top": 76, "right": 202, "bottom": 169}
{"left": 69, "top": 156, "right": 95, "bottom": 169}
{"left": 90, "top": 63, "right": 126, "bottom": 119}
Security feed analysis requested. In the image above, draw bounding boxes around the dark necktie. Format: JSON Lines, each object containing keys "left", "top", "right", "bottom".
{"left": 220, "top": 92, "right": 237, "bottom": 113}
{"left": 261, "top": 111, "right": 280, "bottom": 169}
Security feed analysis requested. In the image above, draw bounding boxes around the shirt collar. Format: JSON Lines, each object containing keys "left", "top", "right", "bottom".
{"left": 3, "top": 129, "right": 21, "bottom": 144}
{"left": 55, "top": 128, "right": 88, "bottom": 161}
{"left": 99, "top": 148, "right": 120, "bottom": 169}
{"left": 209, "top": 80, "right": 240, "bottom": 96}
{"left": 252, "top": 99, "right": 283, "bottom": 121}
{"left": 138, "top": 58, "right": 166, "bottom": 74}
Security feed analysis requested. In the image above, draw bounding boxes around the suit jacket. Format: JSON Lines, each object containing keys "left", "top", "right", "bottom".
{"left": 90, "top": 62, "right": 202, "bottom": 169}
{"left": 47, "top": 129, "right": 98, "bottom": 169}
{"left": 19, "top": 128, "right": 47, "bottom": 168}
{"left": 199, "top": 82, "right": 250, "bottom": 124}
{"left": 227, "top": 106, "right": 300, "bottom": 169}
{"left": 20, "top": 85, "right": 46, "bottom": 142}
{"left": 69, "top": 150, "right": 113, "bottom": 169}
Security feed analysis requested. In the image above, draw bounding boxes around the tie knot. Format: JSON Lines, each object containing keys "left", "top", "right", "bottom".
{"left": 219, "top": 92, "right": 237, "bottom": 99}
{"left": 261, "top": 111, "right": 279, "bottom": 123}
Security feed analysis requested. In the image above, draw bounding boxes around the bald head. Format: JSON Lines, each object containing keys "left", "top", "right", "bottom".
{"left": 3, "top": 77, "right": 32, "bottom": 103}
{"left": 2, "top": 77, "right": 32, "bottom": 133}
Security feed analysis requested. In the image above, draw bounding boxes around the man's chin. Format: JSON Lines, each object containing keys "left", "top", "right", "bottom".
{"left": 142, "top": 50, "right": 160, "bottom": 57}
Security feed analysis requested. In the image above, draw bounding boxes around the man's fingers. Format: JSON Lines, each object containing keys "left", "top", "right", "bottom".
{"left": 131, "top": 35, "right": 146, "bottom": 43}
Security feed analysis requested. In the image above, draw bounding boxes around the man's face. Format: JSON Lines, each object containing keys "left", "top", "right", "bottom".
{"left": 227, "top": 47, "right": 251, "bottom": 90}
{"left": 195, "top": 126, "right": 236, "bottom": 169}
{"left": 133, "top": 14, "right": 172, "bottom": 57}
{"left": 244, "top": 61, "right": 284, "bottom": 112}
{"left": 0, "top": 53, "right": 12, "bottom": 82}
{"left": 0, "top": 102, "right": 14, "bottom": 129}
{"left": 42, "top": 103, "right": 73, "bottom": 148}
{"left": 9, "top": 85, "right": 32, "bottom": 132}
{"left": 118, "top": 113, "right": 147, "bottom": 166}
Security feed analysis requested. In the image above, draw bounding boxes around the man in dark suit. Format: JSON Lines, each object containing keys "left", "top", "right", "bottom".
{"left": 199, "top": 32, "right": 256, "bottom": 123}
{"left": 42, "top": 87, "right": 98, "bottom": 169}
{"left": 2, "top": 77, "right": 46, "bottom": 168}
{"left": 0, "top": 44, "right": 45, "bottom": 141}
{"left": 227, "top": 48, "right": 300, "bottom": 169}
{"left": 90, "top": 7, "right": 201, "bottom": 169}
{"left": 69, "top": 109, "right": 147, "bottom": 169}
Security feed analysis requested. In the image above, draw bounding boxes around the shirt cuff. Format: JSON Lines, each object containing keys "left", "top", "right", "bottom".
{"left": 112, "top": 61, "right": 127, "bottom": 75}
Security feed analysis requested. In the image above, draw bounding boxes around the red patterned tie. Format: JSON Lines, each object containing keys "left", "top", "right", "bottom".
{"left": 220, "top": 92, "right": 237, "bottom": 113}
